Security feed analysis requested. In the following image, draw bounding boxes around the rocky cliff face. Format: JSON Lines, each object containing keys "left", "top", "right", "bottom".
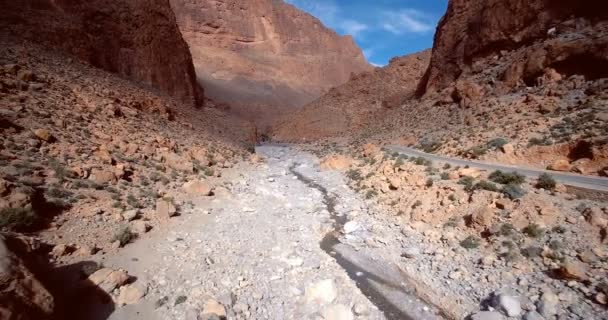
{"left": 169, "top": 0, "right": 372, "bottom": 113}
{"left": 0, "top": 0, "right": 203, "bottom": 106}
{"left": 274, "top": 50, "right": 431, "bottom": 141}
{"left": 418, "top": 0, "right": 608, "bottom": 95}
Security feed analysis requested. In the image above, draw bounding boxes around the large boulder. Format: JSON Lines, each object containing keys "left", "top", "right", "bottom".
{"left": 0, "top": 235, "right": 54, "bottom": 320}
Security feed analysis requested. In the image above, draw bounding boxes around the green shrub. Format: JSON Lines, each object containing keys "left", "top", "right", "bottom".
{"left": 523, "top": 223, "right": 544, "bottom": 238}
{"left": 414, "top": 157, "right": 432, "bottom": 166}
{"left": 425, "top": 178, "right": 434, "bottom": 187}
{"left": 112, "top": 225, "right": 134, "bottom": 247}
{"left": 474, "top": 180, "right": 499, "bottom": 192}
{"left": 346, "top": 169, "right": 362, "bottom": 181}
{"left": 499, "top": 223, "right": 516, "bottom": 237}
{"left": 536, "top": 173, "right": 556, "bottom": 190}
{"left": 394, "top": 157, "right": 405, "bottom": 168}
{"left": 528, "top": 137, "right": 553, "bottom": 147}
{"left": 365, "top": 190, "right": 378, "bottom": 199}
{"left": 440, "top": 172, "right": 450, "bottom": 180}
{"left": 460, "top": 236, "right": 481, "bottom": 249}
{"left": 443, "top": 163, "right": 451, "bottom": 170}
{"left": 0, "top": 207, "right": 38, "bottom": 231}
{"left": 412, "top": 200, "right": 423, "bottom": 209}
{"left": 501, "top": 183, "right": 527, "bottom": 199}
{"left": 487, "top": 138, "right": 508, "bottom": 150}
{"left": 489, "top": 170, "right": 526, "bottom": 185}
{"left": 468, "top": 145, "right": 488, "bottom": 158}
{"left": 521, "top": 246, "right": 543, "bottom": 258}
{"left": 458, "top": 176, "right": 475, "bottom": 192}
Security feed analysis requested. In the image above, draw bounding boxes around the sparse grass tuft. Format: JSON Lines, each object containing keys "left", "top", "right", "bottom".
{"left": 0, "top": 207, "right": 38, "bottom": 231}
{"left": 523, "top": 223, "right": 544, "bottom": 238}
{"left": 112, "top": 225, "right": 134, "bottom": 247}
{"left": 536, "top": 173, "right": 556, "bottom": 190}
{"left": 501, "top": 183, "right": 527, "bottom": 199}
{"left": 489, "top": 170, "right": 526, "bottom": 185}
{"left": 460, "top": 236, "right": 480, "bottom": 249}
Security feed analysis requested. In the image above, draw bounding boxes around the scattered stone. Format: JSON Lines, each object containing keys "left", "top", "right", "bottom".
{"left": 87, "top": 268, "right": 129, "bottom": 293}
{"left": 305, "top": 279, "right": 337, "bottom": 304}
{"left": 122, "top": 209, "right": 139, "bottom": 221}
{"left": 493, "top": 292, "right": 521, "bottom": 317}
{"left": 33, "top": 128, "right": 52, "bottom": 142}
{"left": 501, "top": 143, "right": 514, "bottom": 155}
{"left": 537, "top": 290, "right": 558, "bottom": 318}
{"left": 547, "top": 159, "right": 571, "bottom": 172}
{"left": 323, "top": 304, "right": 354, "bottom": 320}
{"left": 156, "top": 199, "right": 177, "bottom": 219}
{"left": 401, "top": 246, "right": 421, "bottom": 258}
{"left": 470, "top": 311, "right": 505, "bottom": 320}
{"left": 117, "top": 282, "right": 147, "bottom": 305}
{"left": 523, "top": 311, "right": 545, "bottom": 320}
{"left": 51, "top": 244, "right": 69, "bottom": 257}
{"left": 557, "top": 259, "right": 589, "bottom": 281}
{"left": 183, "top": 180, "right": 213, "bottom": 196}
{"left": 131, "top": 220, "right": 150, "bottom": 234}
{"left": 343, "top": 221, "right": 361, "bottom": 234}
{"left": 201, "top": 299, "right": 226, "bottom": 318}
{"left": 352, "top": 303, "right": 369, "bottom": 316}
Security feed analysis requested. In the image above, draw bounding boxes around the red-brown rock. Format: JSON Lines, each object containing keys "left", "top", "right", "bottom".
{"left": 417, "top": 0, "right": 608, "bottom": 95}
{"left": 169, "top": 0, "right": 371, "bottom": 113}
{"left": 0, "top": 0, "right": 203, "bottom": 106}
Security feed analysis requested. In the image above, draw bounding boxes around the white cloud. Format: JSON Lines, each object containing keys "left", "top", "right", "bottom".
{"left": 339, "top": 20, "right": 368, "bottom": 37}
{"left": 382, "top": 9, "right": 434, "bottom": 34}
{"left": 285, "top": 0, "right": 368, "bottom": 38}
{"left": 370, "top": 62, "right": 385, "bottom": 67}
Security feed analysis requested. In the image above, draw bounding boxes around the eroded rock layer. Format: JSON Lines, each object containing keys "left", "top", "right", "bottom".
{"left": 169, "top": 0, "right": 372, "bottom": 113}
{"left": 0, "top": 0, "right": 203, "bottom": 106}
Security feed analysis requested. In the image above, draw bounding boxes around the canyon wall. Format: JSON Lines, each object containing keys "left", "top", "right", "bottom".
{"left": 169, "top": 0, "right": 372, "bottom": 113}
{"left": 418, "top": 0, "right": 608, "bottom": 95}
{"left": 0, "top": 0, "right": 203, "bottom": 106}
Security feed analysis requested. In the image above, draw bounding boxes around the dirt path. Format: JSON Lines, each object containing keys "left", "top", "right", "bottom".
{"left": 96, "top": 145, "right": 443, "bottom": 320}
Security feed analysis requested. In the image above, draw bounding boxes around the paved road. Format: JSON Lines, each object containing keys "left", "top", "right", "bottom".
{"left": 386, "top": 145, "right": 608, "bottom": 192}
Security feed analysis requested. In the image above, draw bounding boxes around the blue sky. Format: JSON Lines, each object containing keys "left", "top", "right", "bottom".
{"left": 285, "top": 0, "right": 448, "bottom": 66}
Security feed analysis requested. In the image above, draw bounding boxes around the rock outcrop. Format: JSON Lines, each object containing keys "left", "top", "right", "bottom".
{"left": 0, "top": 235, "right": 54, "bottom": 320}
{"left": 169, "top": 0, "right": 372, "bottom": 114}
{"left": 0, "top": 0, "right": 203, "bottom": 106}
{"left": 417, "top": 0, "right": 608, "bottom": 95}
{"left": 274, "top": 50, "right": 430, "bottom": 141}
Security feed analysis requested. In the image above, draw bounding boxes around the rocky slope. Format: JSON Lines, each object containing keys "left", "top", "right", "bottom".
{"left": 275, "top": 1, "right": 608, "bottom": 176}
{"left": 274, "top": 50, "right": 431, "bottom": 141}
{"left": 0, "top": 0, "right": 204, "bottom": 106}
{"left": 417, "top": 0, "right": 608, "bottom": 95}
{"left": 0, "top": 9, "right": 250, "bottom": 318}
{"left": 169, "top": 0, "right": 372, "bottom": 120}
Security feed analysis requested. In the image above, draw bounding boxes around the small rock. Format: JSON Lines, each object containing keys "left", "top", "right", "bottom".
{"left": 33, "top": 129, "right": 53, "bottom": 142}
{"left": 352, "top": 303, "right": 369, "bottom": 316}
{"left": 401, "top": 247, "right": 421, "bottom": 258}
{"left": 523, "top": 311, "right": 544, "bottom": 320}
{"left": 547, "top": 159, "right": 571, "bottom": 172}
{"left": 122, "top": 210, "right": 139, "bottom": 221}
{"left": 323, "top": 304, "right": 353, "bottom": 320}
{"left": 51, "top": 244, "right": 69, "bottom": 257}
{"left": 537, "top": 290, "right": 558, "bottom": 317}
{"left": 305, "top": 279, "right": 337, "bottom": 304}
{"left": 470, "top": 311, "right": 505, "bottom": 320}
{"left": 87, "top": 268, "right": 129, "bottom": 293}
{"left": 201, "top": 299, "right": 226, "bottom": 318}
{"left": 557, "top": 259, "right": 589, "bottom": 281}
{"left": 494, "top": 293, "right": 521, "bottom": 317}
{"left": 182, "top": 180, "right": 213, "bottom": 196}
{"left": 596, "top": 292, "right": 607, "bottom": 305}
{"left": 156, "top": 199, "right": 177, "bottom": 219}
{"left": 117, "top": 283, "right": 147, "bottom": 305}
{"left": 343, "top": 221, "right": 360, "bottom": 234}
{"left": 501, "top": 143, "right": 514, "bottom": 155}
{"left": 131, "top": 220, "right": 150, "bottom": 234}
